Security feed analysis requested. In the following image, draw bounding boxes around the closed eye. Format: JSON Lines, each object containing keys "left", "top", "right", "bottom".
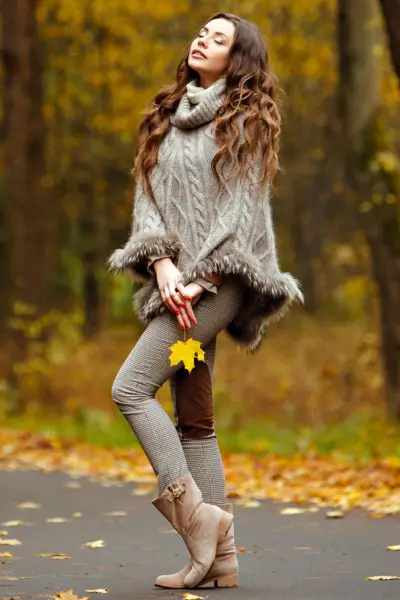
{"left": 197, "top": 33, "right": 224, "bottom": 45}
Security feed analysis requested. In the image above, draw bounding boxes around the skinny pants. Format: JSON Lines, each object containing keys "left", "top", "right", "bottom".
{"left": 111, "top": 275, "right": 245, "bottom": 503}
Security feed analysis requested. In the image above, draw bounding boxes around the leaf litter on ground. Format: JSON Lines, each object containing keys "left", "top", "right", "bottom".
{"left": 1, "top": 427, "right": 399, "bottom": 515}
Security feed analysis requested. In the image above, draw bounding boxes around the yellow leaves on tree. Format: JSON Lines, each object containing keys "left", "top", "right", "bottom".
{"left": 169, "top": 338, "right": 205, "bottom": 373}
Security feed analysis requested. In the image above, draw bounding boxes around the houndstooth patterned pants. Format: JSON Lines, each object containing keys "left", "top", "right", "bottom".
{"left": 111, "top": 275, "right": 245, "bottom": 503}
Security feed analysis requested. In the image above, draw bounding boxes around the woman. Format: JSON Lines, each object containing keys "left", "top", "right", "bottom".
{"left": 108, "top": 12, "right": 303, "bottom": 590}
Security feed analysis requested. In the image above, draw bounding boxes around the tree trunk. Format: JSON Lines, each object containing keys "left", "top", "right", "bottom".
{"left": 1, "top": 0, "right": 47, "bottom": 312}
{"left": 1, "top": 0, "right": 49, "bottom": 411}
{"left": 337, "top": 0, "right": 400, "bottom": 421}
{"left": 80, "top": 179, "right": 101, "bottom": 338}
{"left": 379, "top": 0, "right": 400, "bottom": 83}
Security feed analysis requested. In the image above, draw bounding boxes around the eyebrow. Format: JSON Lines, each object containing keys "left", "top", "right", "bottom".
{"left": 199, "top": 26, "right": 229, "bottom": 41}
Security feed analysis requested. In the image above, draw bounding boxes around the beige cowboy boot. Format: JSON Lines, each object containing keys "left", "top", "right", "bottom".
{"left": 152, "top": 474, "right": 233, "bottom": 589}
{"left": 154, "top": 502, "right": 238, "bottom": 589}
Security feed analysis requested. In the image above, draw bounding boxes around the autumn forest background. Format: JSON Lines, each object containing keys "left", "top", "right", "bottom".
{"left": 1, "top": 0, "right": 400, "bottom": 461}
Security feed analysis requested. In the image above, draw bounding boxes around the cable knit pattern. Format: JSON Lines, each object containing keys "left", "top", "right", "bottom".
{"left": 184, "top": 133, "right": 209, "bottom": 247}
{"left": 107, "top": 77, "right": 304, "bottom": 353}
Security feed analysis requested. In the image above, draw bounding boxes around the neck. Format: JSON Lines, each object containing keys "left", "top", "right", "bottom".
{"left": 199, "top": 73, "right": 223, "bottom": 89}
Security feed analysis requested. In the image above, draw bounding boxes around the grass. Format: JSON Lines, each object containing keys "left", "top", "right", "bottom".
{"left": 2, "top": 404, "right": 400, "bottom": 464}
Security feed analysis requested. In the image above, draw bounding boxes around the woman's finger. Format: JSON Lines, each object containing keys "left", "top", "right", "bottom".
{"left": 184, "top": 299, "right": 197, "bottom": 325}
{"left": 178, "top": 305, "right": 191, "bottom": 329}
{"left": 163, "top": 287, "right": 180, "bottom": 313}
{"left": 176, "top": 312, "right": 185, "bottom": 329}
{"left": 170, "top": 286, "right": 185, "bottom": 307}
{"left": 176, "top": 282, "right": 192, "bottom": 300}
{"left": 168, "top": 283, "right": 185, "bottom": 308}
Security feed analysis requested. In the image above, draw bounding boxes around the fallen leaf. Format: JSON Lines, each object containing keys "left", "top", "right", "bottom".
{"left": 0, "top": 551, "right": 13, "bottom": 557}
{"left": 16, "top": 502, "right": 41, "bottom": 509}
{"left": 243, "top": 500, "right": 260, "bottom": 508}
{"left": 234, "top": 499, "right": 261, "bottom": 508}
{"left": 280, "top": 507, "right": 307, "bottom": 515}
{"left": 169, "top": 338, "right": 205, "bottom": 373}
{"left": 38, "top": 552, "right": 71, "bottom": 559}
{"left": 72, "top": 512, "right": 82, "bottom": 518}
{"left": 46, "top": 518, "right": 68, "bottom": 523}
{"left": 326, "top": 510, "right": 344, "bottom": 518}
{"left": 182, "top": 594, "right": 206, "bottom": 600}
{"left": 84, "top": 540, "right": 105, "bottom": 548}
{"left": 2, "top": 427, "right": 400, "bottom": 518}
{"left": 0, "top": 539, "right": 21, "bottom": 546}
{"left": 85, "top": 590, "right": 108, "bottom": 594}
{"left": 280, "top": 507, "right": 318, "bottom": 515}
{"left": 132, "top": 485, "right": 155, "bottom": 496}
{"left": 55, "top": 589, "right": 90, "bottom": 599}
{"left": 387, "top": 545, "right": 400, "bottom": 551}
{"left": 365, "top": 575, "right": 400, "bottom": 580}
{"left": 2, "top": 520, "right": 32, "bottom": 527}
{"left": 103, "top": 511, "right": 127, "bottom": 516}
{"left": 0, "top": 530, "right": 8, "bottom": 535}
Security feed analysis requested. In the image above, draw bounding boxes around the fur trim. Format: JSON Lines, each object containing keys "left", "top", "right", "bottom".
{"left": 180, "top": 247, "right": 303, "bottom": 353}
{"left": 131, "top": 246, "right": 304, "bottom": 353}
{"left": 106, "top": 232, "right": 181, "bottom": 280}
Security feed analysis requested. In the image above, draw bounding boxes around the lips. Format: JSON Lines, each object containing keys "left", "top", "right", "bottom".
{"left": 191, "top": 50, "right": 206, "bottom": 59}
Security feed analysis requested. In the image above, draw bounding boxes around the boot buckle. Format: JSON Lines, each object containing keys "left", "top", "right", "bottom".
{"left": 169, "top": 483, "right": 185, "bottom": 500}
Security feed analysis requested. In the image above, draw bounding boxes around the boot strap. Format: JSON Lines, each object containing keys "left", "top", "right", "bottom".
{"left": 166, "top": 482, "right": 186, "bottom": 502}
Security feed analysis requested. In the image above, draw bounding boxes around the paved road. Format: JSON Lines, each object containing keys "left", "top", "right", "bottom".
{"left": 0, "top": 469, "right": 399, "bottom": 600}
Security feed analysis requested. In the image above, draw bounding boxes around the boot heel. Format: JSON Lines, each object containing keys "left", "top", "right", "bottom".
{"left": 214, "top": 573, "right": 238, "bottom": 588}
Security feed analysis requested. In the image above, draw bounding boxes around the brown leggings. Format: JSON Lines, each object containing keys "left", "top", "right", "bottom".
{"left": 172, "top": 348, "right": 216, "bottom": 439}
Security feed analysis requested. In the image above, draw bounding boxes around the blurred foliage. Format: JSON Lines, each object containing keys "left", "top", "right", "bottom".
{"left": 2, "top": 404, "right": 400, "bottom": 461}
{"left": 1, "top": 0, "right": 400, "bottom": 436}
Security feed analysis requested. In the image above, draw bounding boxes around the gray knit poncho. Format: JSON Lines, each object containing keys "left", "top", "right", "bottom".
{"left": 107, "top": 76, "right": 303, "bottom": 353}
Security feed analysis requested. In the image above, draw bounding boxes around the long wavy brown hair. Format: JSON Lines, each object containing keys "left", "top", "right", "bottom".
{"left": 133, "top": 12, "right": 282, "bottom": 198}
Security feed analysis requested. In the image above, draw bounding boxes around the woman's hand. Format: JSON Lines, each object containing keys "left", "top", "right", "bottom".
{"left": 153, "top": 258, "right": 203, "bottom": 328}
{"left": 154, "top": 257, "right": 189, "bottom": 313}
{"left": 174, "top": 282, "right": 204, "bottom": 330}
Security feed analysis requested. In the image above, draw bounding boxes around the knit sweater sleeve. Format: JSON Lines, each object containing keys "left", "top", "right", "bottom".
{"left": 106, "top": 179, "right": 181, "bottom": 280}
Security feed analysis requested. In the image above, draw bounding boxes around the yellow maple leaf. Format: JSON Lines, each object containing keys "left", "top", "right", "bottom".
{"left": 169, "top": 338, "right": 205, "bottom": 373}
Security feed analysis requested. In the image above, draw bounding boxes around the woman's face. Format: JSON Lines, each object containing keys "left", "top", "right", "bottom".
{"left": 188, "top": 18, "right": 235, "bottom": 86}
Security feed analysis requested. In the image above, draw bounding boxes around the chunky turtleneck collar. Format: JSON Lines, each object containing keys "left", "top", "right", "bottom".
{"left": 170, "top": 76, "right": 227, "bottom": 129}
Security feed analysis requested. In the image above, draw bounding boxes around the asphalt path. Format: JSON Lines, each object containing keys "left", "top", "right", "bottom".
{"left": 0, "top": 469, "right": 399, "bottom": 600}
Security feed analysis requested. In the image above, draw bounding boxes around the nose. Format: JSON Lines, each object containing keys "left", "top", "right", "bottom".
{"left": 198, "top": 37, "right": 207, "bottom": 49}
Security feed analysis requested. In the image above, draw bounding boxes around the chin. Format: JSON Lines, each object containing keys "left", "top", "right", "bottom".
{"left": 188, "top": 61, "right": 202, "bottom": 73}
